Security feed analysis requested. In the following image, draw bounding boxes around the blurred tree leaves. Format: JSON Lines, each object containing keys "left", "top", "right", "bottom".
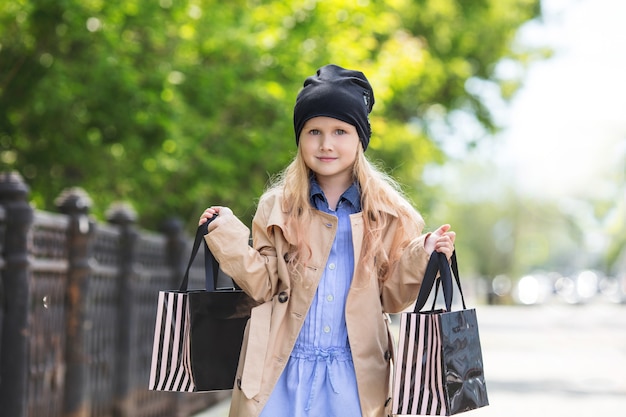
{"left": 0, "top": 0, "right": 541, "bottom": 229}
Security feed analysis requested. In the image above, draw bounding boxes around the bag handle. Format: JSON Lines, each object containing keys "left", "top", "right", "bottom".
{"left": 413, "top": 251, "right": 466, "bottom": 313}
{"left": 178, "top": 215, "right": 220, "bottom": 292}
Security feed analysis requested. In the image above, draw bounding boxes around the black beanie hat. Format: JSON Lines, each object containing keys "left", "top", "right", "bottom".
{"left": 293, "top": 64, "right": 375, "bottom": 150}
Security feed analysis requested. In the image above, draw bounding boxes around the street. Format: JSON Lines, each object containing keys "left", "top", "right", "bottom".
{"left": 195, "top": 302, "right": 626, "bottom": 417}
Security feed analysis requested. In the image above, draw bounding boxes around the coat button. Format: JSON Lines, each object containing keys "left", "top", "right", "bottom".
{"left": 278, "top": 291, "right": 289, "bottom": 303}
{"left": 237, "top": 377, "right": 242, "bottom": 390}
{"left": 283, "top": 252, "right": 289, "bottom": 262}
{"left": 384, "top": 350, "right": 392, "bottom": 361}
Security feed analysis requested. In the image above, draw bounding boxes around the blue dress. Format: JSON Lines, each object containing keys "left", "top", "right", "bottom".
{"left": 259, "top": 181, "right": 363, "bottom": 417}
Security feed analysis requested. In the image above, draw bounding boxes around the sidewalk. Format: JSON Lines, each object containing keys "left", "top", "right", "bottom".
{"left": 193, "top": 303, "right": 626, "bottom": 417}
{"left": 193, "top": 397, "right": 230, "bottom": 417}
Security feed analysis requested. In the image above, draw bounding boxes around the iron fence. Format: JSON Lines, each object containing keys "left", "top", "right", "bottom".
{"left": 0, "top": 172, "right": 226, "bottom": 417}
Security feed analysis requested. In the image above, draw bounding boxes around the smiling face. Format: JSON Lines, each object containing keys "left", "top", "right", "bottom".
{"left": 298, "top": 116, "right": 361, "bottom": 189}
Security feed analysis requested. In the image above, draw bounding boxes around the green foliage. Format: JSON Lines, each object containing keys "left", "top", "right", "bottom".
{"left": 0, "top": 0, "right": 541, "bottom": 230}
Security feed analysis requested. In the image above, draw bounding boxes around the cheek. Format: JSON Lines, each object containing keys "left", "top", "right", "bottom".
{"left": 339, "top": 138, "right": 360, "bottom": 154}
{"left": 300, "top": 137, "right": 319, "bottom": 154}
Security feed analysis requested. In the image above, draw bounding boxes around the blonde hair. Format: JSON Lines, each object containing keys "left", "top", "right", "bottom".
{"left": 266, "top": 145, "right": 424, "bottom": 281}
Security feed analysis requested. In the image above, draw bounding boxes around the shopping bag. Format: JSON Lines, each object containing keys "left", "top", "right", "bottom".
{"left": 392, "top": 252, "right": 489, "bottom": 415}
{"left": 149, "top": 218, "right": 258, "bottom": 392}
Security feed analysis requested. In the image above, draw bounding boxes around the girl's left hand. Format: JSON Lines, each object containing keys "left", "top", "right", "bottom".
{"left": 424, "top": 224, "right": 456, "bottom": 260}
{"left": 199, "top": 206, "right": 233, "bottom": 232}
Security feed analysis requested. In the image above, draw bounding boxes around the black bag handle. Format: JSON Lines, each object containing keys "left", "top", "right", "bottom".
{"left": 178, "top": 215, "right": 221, "bottom": 292}
{"left": 413, "top": 251, "right": 466, "bottom": 313}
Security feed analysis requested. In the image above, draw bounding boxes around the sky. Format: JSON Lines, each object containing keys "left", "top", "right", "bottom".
{"left": 496, "top": 0, "right": 626, "bottom": 201}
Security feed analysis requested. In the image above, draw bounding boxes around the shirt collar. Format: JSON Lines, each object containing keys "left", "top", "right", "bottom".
{"left": 309, "top": 177, "right": 362, "bottom": 211}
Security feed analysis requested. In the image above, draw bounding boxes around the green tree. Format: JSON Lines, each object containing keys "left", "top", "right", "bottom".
{"left": 0, "top": 0, "right": 541, "bottom": 229}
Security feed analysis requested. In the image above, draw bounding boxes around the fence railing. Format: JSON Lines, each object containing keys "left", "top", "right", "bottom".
{"left": 0, "top": 171, "right": 226, "bottom": 417}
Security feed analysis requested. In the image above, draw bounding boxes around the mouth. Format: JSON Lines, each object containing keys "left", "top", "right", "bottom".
{"left": 317, "top": 156, "right": 337, "bottom": 162}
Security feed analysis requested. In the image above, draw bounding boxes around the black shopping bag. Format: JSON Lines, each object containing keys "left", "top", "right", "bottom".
{"left": 149, "top": 218, "right": 258, "bottom": 392}
{"left": 392, "top": 252, "right": 489, "bottom": 415}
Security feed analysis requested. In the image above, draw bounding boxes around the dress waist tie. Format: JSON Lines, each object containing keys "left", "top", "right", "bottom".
{"left": 290, "top": 345, "right": 353, "bottom": 411}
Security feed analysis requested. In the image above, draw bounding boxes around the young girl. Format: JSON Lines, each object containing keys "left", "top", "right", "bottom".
{"left": 199, "top": 64, "right": 456, "bottom": 417}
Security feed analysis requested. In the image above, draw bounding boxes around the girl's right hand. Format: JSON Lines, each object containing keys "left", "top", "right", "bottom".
{"left": 199, "top": 206, "right": 233, "bottom": 227}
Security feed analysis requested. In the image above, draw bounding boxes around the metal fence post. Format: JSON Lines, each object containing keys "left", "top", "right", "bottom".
{"left": 56, "top": 188, "right": 94, "bottom": 417}
{"left": 162, "top": 217, "right": 186, "bottom": 288}
{"left": 0, "top": 172, "right": 34, "bottom": 417}
{"left": 0, "top": 205, "right": 6, "bottom": 383}
{"left": 106, "top": 203, "right": 138, "bottom": 417}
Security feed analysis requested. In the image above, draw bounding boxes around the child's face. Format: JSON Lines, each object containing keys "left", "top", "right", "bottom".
{"left": 299, "top": 116, "right": 360, "bottom": 187}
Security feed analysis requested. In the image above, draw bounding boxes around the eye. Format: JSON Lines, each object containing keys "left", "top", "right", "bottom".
{"left": 334, "top": 129, "right": 347, "bottom": 135}
{"left": 309, "top": 129, "right": 321, "bottom": 135}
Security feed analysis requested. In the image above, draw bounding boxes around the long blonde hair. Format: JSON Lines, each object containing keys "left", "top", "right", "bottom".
{"left": 266, "top": 145, "right": 424, "bottom": 281}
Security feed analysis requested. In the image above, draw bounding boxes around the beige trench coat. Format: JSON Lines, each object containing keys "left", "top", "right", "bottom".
{"left": 205, "top": 188, "right": 430, "bottom": 417}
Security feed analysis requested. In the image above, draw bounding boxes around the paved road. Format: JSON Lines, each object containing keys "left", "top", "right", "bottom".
{"left": 195, "top": 302, "right": 626, "bottom": 417}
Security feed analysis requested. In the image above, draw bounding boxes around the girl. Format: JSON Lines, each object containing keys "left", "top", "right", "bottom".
{"left": 199, "top": 64, "right": 456, "bottom": 417}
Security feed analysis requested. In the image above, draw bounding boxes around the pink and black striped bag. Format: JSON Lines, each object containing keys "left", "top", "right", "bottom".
{"left": 148, "top": 219, "right": 257, "bottom": 392}
{"left": 392, "top": 252, "right": 489, "bottom": 415}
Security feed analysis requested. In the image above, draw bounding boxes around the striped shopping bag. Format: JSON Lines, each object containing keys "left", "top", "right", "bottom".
{"left": 392, "top": 252, "right": 489, "bottom": 415}
{"left": 149, "top": 291, "right": 194, "bottom": 391}
{"left": 149, "top": 220, "right": 257, "bottom": 392}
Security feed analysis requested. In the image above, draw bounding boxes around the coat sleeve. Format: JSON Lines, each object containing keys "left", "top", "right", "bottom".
{"left": 379, "top": 221, "right": 432, "bottom": 314}
{"left": 204, "top": 198, "right": 280, "bottom": 303}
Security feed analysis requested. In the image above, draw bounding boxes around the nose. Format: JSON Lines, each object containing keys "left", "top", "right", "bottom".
{"left": 319, "top": 133, "right": 333, "bottom": 150}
